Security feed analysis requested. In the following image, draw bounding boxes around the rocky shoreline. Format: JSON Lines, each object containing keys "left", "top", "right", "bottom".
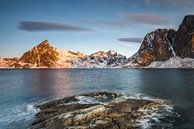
{"left": 31, "top": 92, "right": 175, "bottom": 129}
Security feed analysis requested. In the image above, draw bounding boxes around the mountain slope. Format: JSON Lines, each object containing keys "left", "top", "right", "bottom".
{"left": 1, "top": 15, "right": 194, "bottom": 68}
{"left": 73, "top": 50, "right": 128, "bottom": 68}
{"left": 0, "top": 40, "right": 128, "bottom": 68}
{"left": 19, "top": 40, "right": 59, "bottom": 67}
{"left": 127, "top": 15, "right": 194, "bottom": 68}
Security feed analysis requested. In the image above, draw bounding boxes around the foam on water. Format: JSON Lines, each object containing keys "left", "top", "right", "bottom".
{"left": 74, "top": 92, "right": 179, "bottom": 129}
{"left": 2, "top": 93, "right": 178, "bottom": 129}
{"left": 75, "top": 96, "right": 100, "bottom": 104}
{"left": 0, "top": 103, "right": 39, "bottom": 129}
{"left": 121, "top": 93, "right": 179, "bottom": 129}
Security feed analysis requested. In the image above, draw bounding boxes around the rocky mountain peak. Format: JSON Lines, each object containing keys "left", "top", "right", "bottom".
{"left": 38, "top": 40, "right": 49, "bottom": 46}
{"left": 132, "top": 28, "right": 176, "bottom": 66}
{"left": 178, "top": 15, "right": 194, "bottom": 33}
{"left": 106, "top": 50, "right": 117, "bottom": 56}
{"left": 90, "top": 51, "right": 106, "bottom": 58}
{"left": 2, "top": 40, "right": 128, "bottom": 68}
{"left": 128, "top": 15, "right": 194, "bottom": 67}
{"left": 90, "top": 50, "right": 118, "bottom": 58}
{"left": 174, "top": 15, "right": 194, "bottom": 57}
{"left": 19, "top": 40, "right": 59, "bottom": 67}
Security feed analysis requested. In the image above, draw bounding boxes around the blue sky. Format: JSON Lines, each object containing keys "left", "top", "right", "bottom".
{"left": 0, "top": 0, "right": 194, "bottom": 57}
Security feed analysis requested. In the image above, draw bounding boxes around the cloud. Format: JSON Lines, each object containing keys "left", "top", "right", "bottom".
{"left": 146, "top": 0, "right": 194, "bottom": 7}
{"left": 122, "top": 13, "right": 170, "bottom": 25}
{"left": 87, "top": 20, "right": 128, "bottom": 27}
{"left": 19, "top": 21, "right": 95, "bottom": 32}
{"left": 119, "top": 43, "right": 139, "bottom": 48}
{"left": 118, "top": 0, "right": 194, "bottom": 7}
{"left": 118, "top": 37, "right": 143, "bottom": 43}
{"left": 86, "top": 12, "right": 170, "bottom": 28}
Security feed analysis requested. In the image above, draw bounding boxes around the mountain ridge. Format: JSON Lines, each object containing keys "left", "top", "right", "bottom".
{"left": 1, "top": 15, "right": 194, "bottom": 68}
{"left": 0, "top": 40, "right": 128, "bottom": 68}
{"left": 126, "top": 15, "right": 194, "bottom": 68}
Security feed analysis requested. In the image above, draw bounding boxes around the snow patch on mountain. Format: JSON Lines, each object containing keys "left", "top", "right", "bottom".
{"left": 146, "top": 56, "right": 194, "bottom": 68}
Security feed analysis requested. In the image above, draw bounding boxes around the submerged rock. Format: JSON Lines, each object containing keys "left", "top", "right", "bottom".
{"left": 31, "top": 92, "right": 174, "bottom": 129}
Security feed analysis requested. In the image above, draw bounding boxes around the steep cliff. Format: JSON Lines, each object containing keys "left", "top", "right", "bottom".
{"left": 19, "top": 40, "right": 59, "bottom": 67}
{"left": 127, "top": 15, "right": 194, "bottom": 67}
{"left": 174, "top": 15, "right": 194, "bottom": 57}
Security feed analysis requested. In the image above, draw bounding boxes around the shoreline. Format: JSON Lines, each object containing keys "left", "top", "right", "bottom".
{"left": 1, "top": 67, "right": 194, "bottom": 69}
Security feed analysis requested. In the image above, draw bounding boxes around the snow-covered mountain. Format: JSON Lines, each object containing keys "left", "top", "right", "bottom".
{"left": 146, "top": 56, "right": 194, "bottom": 68}
{"left": 1, "top": 15, "right": 194, "bottom": 69}
{"left": 0, "top": 40, "right": 128, "bottom": 68}
{"left": 125, "top": 15, "right": 194, "bottom": 68}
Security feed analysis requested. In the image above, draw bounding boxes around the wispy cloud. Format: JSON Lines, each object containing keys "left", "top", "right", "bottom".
{"left": 19, "top": 21, "right": 95, "bottom": 32}
{"left": 86, "top": 20, "right": 128, "bottom": 27}
{"left": 118, "top": 0, "right": 194, "bottom": 7}
{"left": 122, "top": 13, "right": 170, "bottom": 25}
{"left": 149, "top": 0, "right": 194, "bottom": 7}
{"left": 86, "top": 12, "right": 170, "bottom": 28}
{"left": 118, "top": 37, "right": 143, "bottom": 43}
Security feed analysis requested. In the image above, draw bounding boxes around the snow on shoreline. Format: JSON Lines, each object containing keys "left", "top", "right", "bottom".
{"left": 1, "top": 56, "right": 194, "bottom": 69}
{"left": 146, "top": 56, "right": 194, "bottom": 68}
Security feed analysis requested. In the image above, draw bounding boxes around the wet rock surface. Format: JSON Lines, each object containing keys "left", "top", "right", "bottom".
{"left": 31, "top": 92, "right": 174, "bottom": 129}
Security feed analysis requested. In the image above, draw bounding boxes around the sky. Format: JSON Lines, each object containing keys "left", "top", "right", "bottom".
{"left": 0, "top": 0, "right": 194, "bottom": 57}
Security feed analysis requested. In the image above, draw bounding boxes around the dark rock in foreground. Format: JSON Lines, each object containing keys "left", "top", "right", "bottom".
{"left": 31, "top": 92, "right": 172, "bottom": 129}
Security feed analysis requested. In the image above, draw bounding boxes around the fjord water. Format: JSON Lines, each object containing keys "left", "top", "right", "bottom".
{"left": 0, "top": 69, "right": 194, "bottom": 129}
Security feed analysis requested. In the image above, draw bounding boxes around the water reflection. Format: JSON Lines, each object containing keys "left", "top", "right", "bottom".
{"left": 22, "top": 70, "right": 73, "bottom": 99}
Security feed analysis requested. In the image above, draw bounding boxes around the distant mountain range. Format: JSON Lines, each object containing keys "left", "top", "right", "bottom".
{"left": 1, "top": 15, "right": 194, "bottom": 68}
{"left": 0, "top": 40, "right": 128, "bottom": 68}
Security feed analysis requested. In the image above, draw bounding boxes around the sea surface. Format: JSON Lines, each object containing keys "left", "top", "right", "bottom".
{"left": 0, "top": 69, "right": 194, "bottom": 129}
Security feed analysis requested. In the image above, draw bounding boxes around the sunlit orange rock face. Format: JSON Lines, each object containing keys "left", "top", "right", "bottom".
{"left": 55, "top": 49, "right": 87, "bottom": 68}
{"left": 0, "top": 58, "right": 18, "bottom": 68}
{"left": 136, "top": 50, "right": 155, "bottom": 66}
{"left": 19, "top": 40, "right": 59, "bottom": 67}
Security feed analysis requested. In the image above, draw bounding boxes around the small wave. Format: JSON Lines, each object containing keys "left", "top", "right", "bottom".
{"left": 120, "top": 93, "right": 161, "bottom": 101}
{"left": 121, "top": 94, "right": 179, "bottom": 129}
{"left": 12, "top": 103, "right": 38, "bottom": 121}
{"left": 31, "top": 92, "right": 179, "bottom": 129}
{"left": 75, "top": 96, "right": 100, "bottom": 104}
{"left": 137, "top": 108, "right": 175, "bottom": 129}
{"left": 26, "top": 103, "right": 39, "bottom": 114}
{"left": 129, "top": 95, "right": 178, "bottom": 128}
{"left": 0, "top": 103, "right": 39, "bottom": 129}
